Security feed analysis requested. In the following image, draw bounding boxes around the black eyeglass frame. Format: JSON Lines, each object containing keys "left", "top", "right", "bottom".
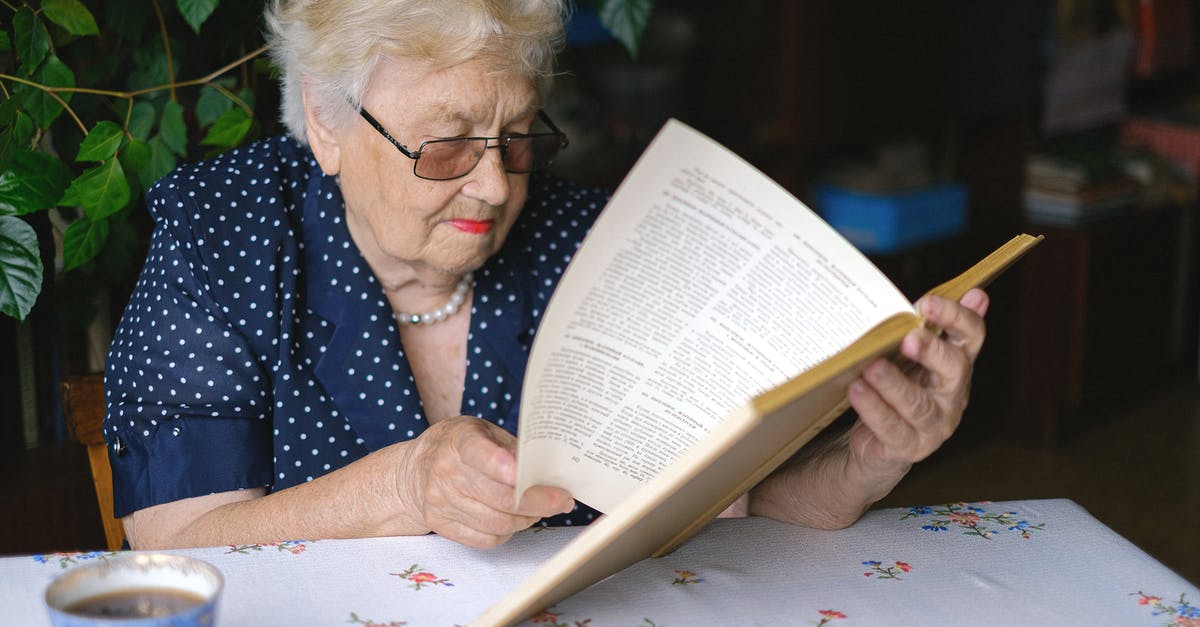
{"left": 356, "top": 107, "right": 569, "bottom": 181}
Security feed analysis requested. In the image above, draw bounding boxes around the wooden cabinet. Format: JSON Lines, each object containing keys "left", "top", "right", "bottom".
{"left": 1009, "top": 204, "right": 1198, "bottom": 445}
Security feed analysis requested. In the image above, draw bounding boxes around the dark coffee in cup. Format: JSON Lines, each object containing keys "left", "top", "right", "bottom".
{"left": 64, "top": 587, "right": 207, "bottom": 618}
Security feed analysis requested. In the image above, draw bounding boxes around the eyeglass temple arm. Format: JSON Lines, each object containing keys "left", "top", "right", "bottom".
{"left": 356, "top": 107, "right": 420, "bottom": 160}
{"left": 537, "top": 110, "right": 569, "bottom": 148}
{"left": 358, "top": 103, "right": 566, "bottom": 154}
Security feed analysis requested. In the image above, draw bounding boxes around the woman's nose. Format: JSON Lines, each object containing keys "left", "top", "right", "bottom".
{"left": 464, "top": 144, "right": 511, "bottom": 205}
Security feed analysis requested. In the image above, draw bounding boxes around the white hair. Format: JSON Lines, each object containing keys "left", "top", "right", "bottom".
{"left": 263, "top": 0, "right": 567, "bottom": 143}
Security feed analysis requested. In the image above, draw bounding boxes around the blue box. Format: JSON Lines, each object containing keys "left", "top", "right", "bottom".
{"left": 815, "top": 183, "right": 968, "bottom": 254}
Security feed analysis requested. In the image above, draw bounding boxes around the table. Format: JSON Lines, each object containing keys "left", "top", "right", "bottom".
{"left": 2, "top": 499, "right": 1196, "bottom": 626}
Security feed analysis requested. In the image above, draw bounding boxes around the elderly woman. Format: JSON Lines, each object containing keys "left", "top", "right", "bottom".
{"left": 105, "top": 0, "right": 990, "bottom": 551}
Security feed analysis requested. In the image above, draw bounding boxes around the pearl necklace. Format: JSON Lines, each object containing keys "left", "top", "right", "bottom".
{"left": 394, "top": 272, "right": 473, "bottom": 326}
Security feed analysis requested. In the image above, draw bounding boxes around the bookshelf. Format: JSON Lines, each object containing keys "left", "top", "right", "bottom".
{"left": 1010, "top": 203, "right": 1197, "bottom": 445}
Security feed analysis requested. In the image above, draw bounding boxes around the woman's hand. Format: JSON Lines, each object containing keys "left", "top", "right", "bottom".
{"left": 398, "top": 416, "right": 575, "bottom": 548}
{"left": 748, "top": 288, "right": 989, "bottom": 530}
{"left": 846, "top": 287, "right": 990, "bottom": 480}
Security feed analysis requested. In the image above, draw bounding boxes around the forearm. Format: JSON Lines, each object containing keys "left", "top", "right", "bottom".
{"left": 747, "top": 424, "right": 910, "bottom": 530}
{"left": 124, "top": 442, "right": 425, "bottom": 550}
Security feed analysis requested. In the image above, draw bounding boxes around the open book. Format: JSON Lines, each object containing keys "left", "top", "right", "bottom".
{"left": 476, "top": 119, "right": 1041, "bottom": 625}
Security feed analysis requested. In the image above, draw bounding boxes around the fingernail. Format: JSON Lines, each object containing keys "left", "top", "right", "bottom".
{"left": 563, "top": 499, "right": 576, "bottom": 514}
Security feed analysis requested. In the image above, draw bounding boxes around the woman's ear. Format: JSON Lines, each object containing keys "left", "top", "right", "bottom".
{"left": 302, "top": 81, "right": 343, "bottom": 176}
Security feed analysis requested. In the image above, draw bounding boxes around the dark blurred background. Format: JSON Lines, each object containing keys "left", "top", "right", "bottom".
{"left": 2, "top": 0, "right": 1197, "bottom": 584}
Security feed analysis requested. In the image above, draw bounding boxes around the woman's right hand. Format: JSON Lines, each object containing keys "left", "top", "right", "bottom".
{"left": 396, "top": 416, "right": 575, "bottom": 548}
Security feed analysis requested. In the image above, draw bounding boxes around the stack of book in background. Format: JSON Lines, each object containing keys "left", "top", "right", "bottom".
{"left": 1023, "top": 140, "right": 1144, "bottom": 227}
{"left": 1120, "top": 102, "right": 1200, "bottom": 182}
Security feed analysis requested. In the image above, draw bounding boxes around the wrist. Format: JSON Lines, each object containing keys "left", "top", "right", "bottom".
{"left": 843, "top": 447, "right": 911, "bottom": 505}
{"left": 365, "top": 441, "right": 431, "bottom": 537}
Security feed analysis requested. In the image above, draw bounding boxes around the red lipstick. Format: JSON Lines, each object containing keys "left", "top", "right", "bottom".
{"left": 449, "top": 219, "right": 494, "bottom": 234}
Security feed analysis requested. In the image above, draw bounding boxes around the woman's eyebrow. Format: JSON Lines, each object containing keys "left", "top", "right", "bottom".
{"left": 427, "top": 99, "right": 539, "bottom": 127}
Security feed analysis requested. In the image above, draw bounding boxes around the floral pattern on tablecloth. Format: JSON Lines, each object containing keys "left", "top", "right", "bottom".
{"left": 391, "top": 563, "right": 454, "bottom": 590}
{"left": 527, "top": 607, "right": 591, "bottom": 626}
{"left": 347, "top": 611, "right": 407, "bottom": 626}
{"left": 32, "top": 550, "right": 118, "bottom": 569}
{"left": 811, "top": 609, "right": 848, "bottom": 625}
{"left": 1133, "top": 591, "right": 1200, "bottom": 626}
{"left": 901, "top": 502, "right": 1045, "bottom": 539}
{"left": 862, "top": 560, "right": 910, "bottom": 579}
{"left": 226, "top": 540, "right": 312, "bottom": 554}
{"left": 672, "top": 569, "right": 704, "bottom": 585}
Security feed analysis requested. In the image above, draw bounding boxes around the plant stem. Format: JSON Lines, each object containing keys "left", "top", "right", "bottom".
{"left": 0, "top": 44, "right": 269, "bottom": 99}
{"left": 1, "top": 74, "right": 89, "bottom": 134}
{"left": 208, "top": 82, "right": 253, "bottom": 116}
{"left": 150, "top": 0, "right": 177, "bottom": 102}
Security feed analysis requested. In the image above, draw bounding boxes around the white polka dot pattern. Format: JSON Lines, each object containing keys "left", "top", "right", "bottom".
{"left": 104, "top": 135, "right": 606, "bottom": 526}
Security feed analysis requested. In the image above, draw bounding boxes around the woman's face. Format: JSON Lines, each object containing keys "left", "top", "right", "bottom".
{"left": 318, "top": 56, "right": 539, "bottom": 281}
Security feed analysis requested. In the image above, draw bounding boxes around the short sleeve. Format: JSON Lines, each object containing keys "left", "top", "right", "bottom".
{"left": 104, "top": 183, "right": 273, "bottom": 518}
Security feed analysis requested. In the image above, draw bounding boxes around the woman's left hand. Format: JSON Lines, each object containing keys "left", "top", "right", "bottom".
{"left": 846, "top": 288, "right": 990, "bottom": 478}
{"left": 747, "top": 288, "right": 989, "bottom": 529}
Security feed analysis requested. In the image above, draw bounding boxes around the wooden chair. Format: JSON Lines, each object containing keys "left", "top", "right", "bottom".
{"left": 61, "top": 373, "right": 125, "bottom": 551}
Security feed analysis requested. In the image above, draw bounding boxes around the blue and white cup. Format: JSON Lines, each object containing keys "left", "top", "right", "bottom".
{"left": 44, "top": 553, "right": 223, "bottom": 626}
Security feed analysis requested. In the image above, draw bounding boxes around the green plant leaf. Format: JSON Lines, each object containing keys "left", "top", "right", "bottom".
{"left": 0, "top": 215, "right": 44, "bottom": 321}
{"left": 128, "top": 45, "right": 171, "bottom": 93}
{"left": 62, "top": 214, "right": 110, "bottom": 271}
{"left": 0, "top": 132, "right": 14, "bottom": 176}
{"left": 59, "top": 158, "right": 132, "bottom": 221}
{"left": 13, "top": 112, "right": 35, "bottom": 149}
{"left": 236, "top": 88, "right": 256, "bottom": 113}
{"left": 13, "top": 8, "right": 51, "bottom": 74}
{"left": 128, "top": 101, "right": 157, "bottom": 142}
{"left": 13, "top": 9, "right": 48, "bottom": 71}
{"left": 196, "top": 85, "right": 234, "bottom": 127}
{"left": 177, "top": 0, "right": 220, "bottom": 34}
{"left": 42, "top": 0, "right": 101, "bottom": 37}
{"left": 0, "top": 30, "right": 11, "bottom": 53}
{"left": 0, "top": 150, "right": 72, "bottom": 215}
{"left": 0, "top": 112, "right": 38, "bottom": 175}
{"left": 0, "top": 101, "right": 18, "bottom": 172}
{"left": 598, "top": 0, "right": 654, "bottom": 59}
{"left": 15, "top": 55, "right": 76, "bottom": 129}
{"left": 159, "top": 100, "right": 188, "bottom": 156}
{"left": 200, "top": 107, "right": 251, "bottom": 148}
{"left": 122, "top": 137, "right": 177, "bottom": 193}
{"left": 76, "top": 121, "right": 125, "bottom": 162}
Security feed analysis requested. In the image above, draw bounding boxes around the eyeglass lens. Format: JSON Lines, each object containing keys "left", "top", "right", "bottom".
{"left": 415, "top": 134, "right": 564, "bottom": 180}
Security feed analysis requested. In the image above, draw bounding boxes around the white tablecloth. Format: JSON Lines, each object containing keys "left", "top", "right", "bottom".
{"left": 2, "top": 499, "right": 1196, "bottom": 626}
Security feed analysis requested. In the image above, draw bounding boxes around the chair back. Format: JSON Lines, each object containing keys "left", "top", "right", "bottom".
{"left": 61, "top": 373, "right": 125, "bottom": 551}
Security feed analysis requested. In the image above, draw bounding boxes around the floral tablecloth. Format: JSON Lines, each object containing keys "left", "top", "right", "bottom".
{"left": 2, "top": 499, "right": 1196, "bottom": 626}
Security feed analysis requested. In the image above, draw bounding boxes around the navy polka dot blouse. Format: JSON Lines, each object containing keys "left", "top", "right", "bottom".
{"left": 104, "top": 135, "right": 608, "bottom": 527}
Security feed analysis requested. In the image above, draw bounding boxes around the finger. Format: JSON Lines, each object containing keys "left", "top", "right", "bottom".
{"left": 918, "top": 294, "right": 987, "bottom": 360}
{"left": 861, "top": 357, "right": 944, "bottom": 436}
{"left": 516, "top": 485, "right": 576, "bottom": 517}
{"left": 898, "top": 326, "right": 972, "bottom": 398}
{"left": 432, "top": 517, "right": 517, "bottom": 549}
{"left": 454, "top": 469, "right": 573, "bottom": 518}
{"left": 438, "top": 424, "right": 573, "bottom": 517}
{"left": 453, "top": 420, "right": 520, "bottom": 485}
{"left": 423, "top": 474, "right": 542, "bottom": 537}
{"left": 960, "top": 287, "right": 990, "bottom": 317}
{"left": 441, "top": 504, "right": 540, "bottom": 542}
{"left": 847, "top": 374, "right": 919, "bottom": 457}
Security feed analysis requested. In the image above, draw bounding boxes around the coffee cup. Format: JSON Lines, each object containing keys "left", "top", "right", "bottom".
{"left": 44, "top": 553, "right": 223, "bottom": 626}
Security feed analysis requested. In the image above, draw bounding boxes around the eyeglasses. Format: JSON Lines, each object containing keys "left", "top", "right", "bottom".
{"left": 357, "top": 107, "right": 569, "bottom": 181}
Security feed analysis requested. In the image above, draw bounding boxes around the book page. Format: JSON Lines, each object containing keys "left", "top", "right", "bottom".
{"left": 516, "top": 119, "right": 914, "bottom": 513}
